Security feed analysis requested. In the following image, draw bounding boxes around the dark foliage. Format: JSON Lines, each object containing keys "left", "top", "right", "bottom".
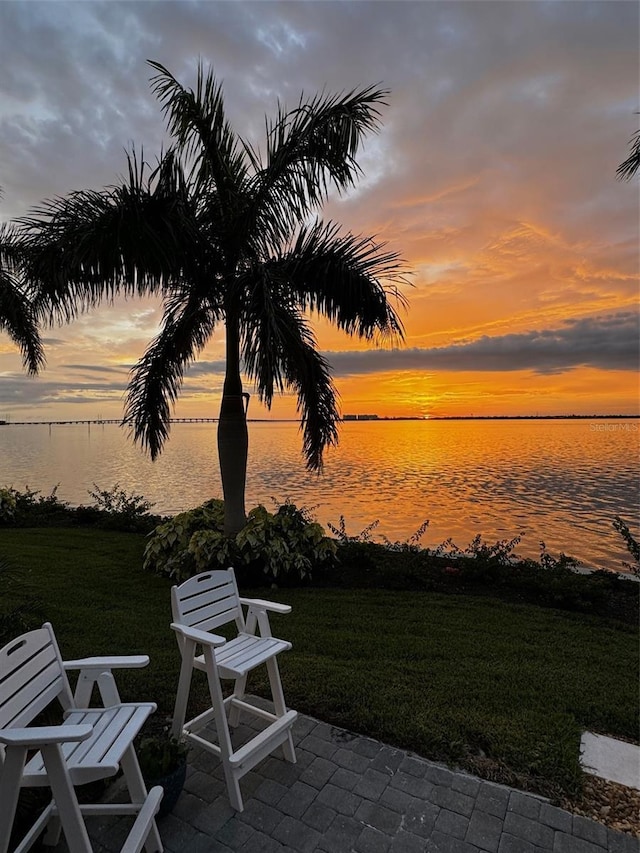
{"left": 322, "top": 541, "right": 638, "bottom": 625}
{"left": 0, "top": 485, "right": 164, "bottom": 534}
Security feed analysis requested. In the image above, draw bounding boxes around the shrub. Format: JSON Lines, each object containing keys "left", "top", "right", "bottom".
{"left": 0, "top": 485, "right": 71, "bottom": 527}
{"left": 537, "top": 542, "right": 580, "bottom": 572}
{"left": 380, "top": 519, "right": 430, "bottom": 552}
{"left": 329, "top": 539, "right": 441, "bottom": 590}
{"left": 137, "top": 735, "right": 189, "bottom": 779}
{"left": 144, "top": 499, "right": 336, "bottom": 584}
{"left": 327, "top": 515, "right": 380, "bottom": 543}
{"left": 143, "top": 499, "right": 226, "bottom": 580}
{"left": 0, "top": 488, "right": 17, "bottom": 522}
{"left": 326, "top": 526, "right": 638, "bottom": 624}
{"left": 88, "top": 483, "right": 154, "bottom": 518}
{"left": 432, "top": 532, "right": 526, "bottom": 567}
{"left": 0, "top": 484, "right": 163, "bottom": 533}
{"left": 613, "top": 516, "right": 640, "bottom": 577}
{"left": 0, "top": 489, "right": 17, "bottom": 522}
{"left": 85, "top": 483, "right": 160, "bottom": 532}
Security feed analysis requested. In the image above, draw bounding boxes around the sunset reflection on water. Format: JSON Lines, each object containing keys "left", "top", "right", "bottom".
{"left": 1, "top": 419, "right": 637, "bottom": 571}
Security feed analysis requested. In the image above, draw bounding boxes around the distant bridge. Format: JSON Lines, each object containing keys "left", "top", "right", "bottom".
{"left": 0, "top": 418, "right": 218, "bottom": 426}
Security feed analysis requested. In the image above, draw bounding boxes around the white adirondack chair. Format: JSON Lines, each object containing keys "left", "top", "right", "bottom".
{"left": 0, "top": 623, "right": 163, "bottom": 853}
{"left": 170, "top": 569, "right": 297, "bottom": 811}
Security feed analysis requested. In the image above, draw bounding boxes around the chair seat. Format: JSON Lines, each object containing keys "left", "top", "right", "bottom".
{"left": 23, "top": 703, "right": 156, "bottom": 787}
{"left": 193, "top": 633, "right": 291, "bottom": 679}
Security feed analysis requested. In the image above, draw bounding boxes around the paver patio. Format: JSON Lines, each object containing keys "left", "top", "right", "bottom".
{"left": 54, "top": 702, "right": 639, "bottom": 853}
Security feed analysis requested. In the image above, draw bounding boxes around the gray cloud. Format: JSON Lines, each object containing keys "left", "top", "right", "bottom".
{"left": 1, "top": 312, "right": 635, "bottom": 414}
{"left": 0, "top": 376, "right": 127, "bottom": 408}
{"left": 185, "top": 360, "right": 227, "bottom": 376}
{"left": 0, "top": 367, "right": 218, "bottom": 410}
{"left": 63, "top": 363, "right": 129, "bottom": 375}
{"left": 324, "top": 313, "right": 640, "bottom": 376}
{"left": 1, "top": 0, "right": 637, "bottom": 238}
{"left": 0, "top": 1, "right": 637, "bottom": 416}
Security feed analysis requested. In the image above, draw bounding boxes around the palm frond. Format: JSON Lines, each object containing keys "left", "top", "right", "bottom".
{"left": 246, "top": 85, "right": 388, "bottom": 248}
{"left": 267, "top": 84, "right": 387, "bottom": 194}
{"left": 124, "top": 286, "right": 219, "bottom": 459}
{"left": 240, "top": 270, "right": 304, "bottom": 405}
{"left": 267, "top": 220, "right": 407, "bottom": 343}
{"left": 18, "top": 148, "right": 199, "bottom": 323}
{"left": 147, "top": 60, "right": 248, "bottom": 205}
{"left": 617, "top": 128, "right": 640, "bottom": 180}
{"left": 240, "top": 272, "right": 339, "bottom": 470}
{"left": 293, "top": 344, "right": 340, "bottom": 471}
{"left": 0, "top": 224, "right": 45, "bottom": 374}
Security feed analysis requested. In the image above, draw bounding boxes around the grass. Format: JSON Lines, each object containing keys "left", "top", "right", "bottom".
{"left": 1, "top": 527, "right": 638, "bottom": 800}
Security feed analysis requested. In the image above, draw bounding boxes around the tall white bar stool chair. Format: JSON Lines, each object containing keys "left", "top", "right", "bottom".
{"left": 170, "top": 569, "right": 296, "bottom": 811}
{"left": 0, "top": 622, "right": 163, "bottom": 853}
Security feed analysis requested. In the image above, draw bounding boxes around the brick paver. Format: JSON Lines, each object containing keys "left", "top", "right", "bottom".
{"left": 47, "top": 704, "right": 638, "bottom": 853}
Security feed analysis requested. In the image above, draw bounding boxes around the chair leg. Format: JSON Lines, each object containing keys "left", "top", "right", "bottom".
{"left": 224, "top": 768, "right": 244, "bottom": 812}
{"left": 230, "top": 606, "right": 257, "bottom": 727}
{"left": 40, "top": 743, "right": 93, "bottom": 853}
{"left": 265, "top": 657, "right": 296, "bottom": 763}
{"left": 120, "top": 744, "right": 163, "bottom": 853}
{"left": 228, "top": 673, "right": 248, "bottom": 727}
{"left": 171, "top": 641, "right": 195, "bottom": 738}
{"left": 0, "top": 745, "right": 27, "bottom": 853}
{"left": 203, "top": 647, "right": 245, "bottom": 810}
{"left": 42, "top": 814, "right": 63, "bottom": 848}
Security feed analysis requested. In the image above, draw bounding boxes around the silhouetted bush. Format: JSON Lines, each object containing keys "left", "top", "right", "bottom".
{"left": 324, "top": 539, "right": 638, "bottom": 624}
{"left": 0, "top": 485, "right": 163, "bottom": 533}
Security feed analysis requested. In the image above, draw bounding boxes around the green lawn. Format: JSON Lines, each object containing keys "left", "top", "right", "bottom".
{"left": 1, "top": 527, "right": 637, "bottom": 799}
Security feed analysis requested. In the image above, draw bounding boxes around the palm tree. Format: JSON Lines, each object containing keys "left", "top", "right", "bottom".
{"left": 19, "top": 61, "right": 407, "bottom": 534}
{"left": 0, "top": 208, "right": 44, "bottom": 375}
{"left": 617, "top": 127, "right": 640, "bottom": 180}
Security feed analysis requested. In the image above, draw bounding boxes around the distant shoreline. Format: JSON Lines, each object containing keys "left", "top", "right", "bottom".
{"left": 0, "top": 414, "right": 638, "bottom": 426}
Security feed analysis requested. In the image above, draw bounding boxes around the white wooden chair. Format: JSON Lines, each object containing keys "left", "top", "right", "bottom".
{"left": 170, "top": 569, "right": 297, "bottom": 811}
{"left": 0, "top": 623, "right": 163, "bottom": 853}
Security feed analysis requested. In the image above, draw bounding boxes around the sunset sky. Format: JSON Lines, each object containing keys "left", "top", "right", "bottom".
{"left": 0, "top": 0, "right": 638, "bottom": 422}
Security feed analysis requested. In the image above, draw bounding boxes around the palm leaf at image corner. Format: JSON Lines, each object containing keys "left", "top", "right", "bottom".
{"left": 0, "top": 222, "right": 45, "bottom": 375}
{"left": 616, "top": 129, "right": 640, "bottom": 181}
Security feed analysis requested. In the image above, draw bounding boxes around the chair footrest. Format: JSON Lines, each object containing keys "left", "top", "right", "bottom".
{"left": 228, "top": 710, "right": 297, "bottom": 771}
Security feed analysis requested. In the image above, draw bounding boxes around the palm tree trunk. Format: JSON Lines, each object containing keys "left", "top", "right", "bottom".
{"left": 218, "top": 313, "right": 248, "bottom": 536}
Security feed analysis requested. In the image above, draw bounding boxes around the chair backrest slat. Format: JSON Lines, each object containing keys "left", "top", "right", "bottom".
{"left": 0, "top": 624, "right": 71, "bottom": 731}
{"left": 172, "top": 569, "right": 244, "bottom": 633}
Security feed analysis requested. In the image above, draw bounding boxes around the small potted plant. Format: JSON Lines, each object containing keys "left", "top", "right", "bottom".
{"left": 137, "top": 732, "right": 189, "bottom": 817}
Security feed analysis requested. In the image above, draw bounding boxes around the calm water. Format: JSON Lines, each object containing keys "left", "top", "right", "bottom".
{"left": 1, "top": 419, "right": 638, "bottom": 572}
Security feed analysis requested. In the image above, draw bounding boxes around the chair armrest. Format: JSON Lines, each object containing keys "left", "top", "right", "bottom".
{"left": 170, "top": 623, "right": 227, "bottom": 647}
{"left": 240, "top": 598, "right": 291, "bottom": 638}
{"left": 0, "top": 724, "right": 93, "bottom": 747}
{"left": 66, "top": 657, "right": 149, "bottom": 708}
{"left": 239, "top": 598, "right": 291, "bottom": 615}
{"left": 64, "top": 655, "right": 150, "bottom": 671}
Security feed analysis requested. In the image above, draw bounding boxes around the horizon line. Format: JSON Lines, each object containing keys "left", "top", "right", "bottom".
{"left": 1, "top": 413, "right": 639, "bottom": 427}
